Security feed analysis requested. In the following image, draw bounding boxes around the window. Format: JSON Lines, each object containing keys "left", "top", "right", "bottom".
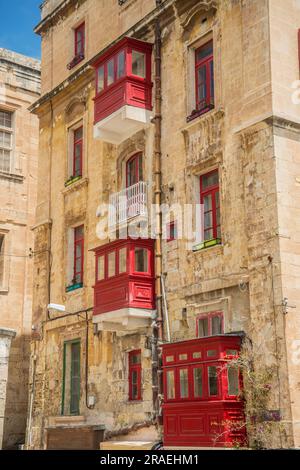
{"left": 97, "top": 255, "right": 105, "bottom": 281}
{"left": 129, "top": 350, "right": 141, "bottom": 401}
{"left": 75, "top": 23, "right": 85, "bottom": 57}
{"left": 74, "top": 225, "right": 84, "bottom": 284}
{"left": 200, "top": 170, "right": 220, "bottom": 241}
{"left": 166, "top": 370, "right": 175, "bottom": 399}
{"left": 208, "top": 366, "right": 218, "bottom": 396}
{"left": 193, "top": 367, "right": 203, "bottom": 398}
{"left": 96, "top": 48, "right": 127, "bottom": 93}
{"left": 0, "top": 234, "right": 4, "bottom": 286}
{"left": 132, "top": 50, "right": 145, "bottom": 78}
{"left": 167, "top": 221, "right": 178, "bottom": 242}
{"left": 197, "top": 312, "right": 223, "bottom": 338}
{"left": 73, "top": 126, "right": 83, "bottom": 178}
{"left": 126, "top": 153, "right": 143, "bottom": 187}
{"left": 179, "top": 368, "right": 189, "bottom": 398}
{"left": 0, "top": 110, "right": 13, "bottom": 173}
{"left": 134, "top": 247, "right": 148, "bottom": 273}
{"left": 227, "top": 366, "right": 239, "bottom": 396}
{"left": 108, "top": 251, "right": 116, "bottom": 277}
{"left": 62, "top": 340, "right": 81, "bottom": 415}
{"left": 195, "top": 40, "right": 214, "bottom": 114}
{"left": 119, "top": 247, "right": 127, "bottom": 274}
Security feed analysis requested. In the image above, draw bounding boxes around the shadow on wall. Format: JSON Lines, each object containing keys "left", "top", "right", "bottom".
{"left": 2, "top": 333, "right": 31, "bottom": 450}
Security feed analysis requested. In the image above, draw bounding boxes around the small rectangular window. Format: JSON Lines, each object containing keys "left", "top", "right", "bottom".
{"left": 129, "top": 350, "right": 141, "bottom": 401}
{"left": 97, "top": 255, "right": 105, "bottom": 281}
{"left": 167, "top": 221, "right": 178, "bottom": 242}
{"left": 166, "top": 370, "right": 175, "bottom": 400}
{"left": 228, "top": 367, "right": 239, "bottom": 396}
{"left": 118, "top": 247, "right": 127, "bottom": 274}
{"left": 62, "top": 340, "right": 81, "bottom": 416}
{"left": 208, "top": 366, "right": 218, "bottom": 396}
{"left": 179, "top": 368, "right": 189, "bottom": 398}
{"left": 117, "top": 50, "right": 126, "bottom": 79}
{"left": 108, "top": 251, "right": 116, "bottom": 277}
{"left": 74, "top": 225, "right": 84, "bottom": 284}
{"left": 107, "top": 58, "right": 115, "bottom": 86}
{"left": 193, "top": 367, "right": 203, "bottom": 398}
{"left": 75, "top": 23, "right": 85, "bottom": 57}
{"left": 198, "top": 318, "right": 209, "bottom": 337}
{"left": 195, "top": 40, "right": 214, "bottom": 114}
{"left": 200, "top": 170, "right": 220, "bottom": 242}
{"left": 0, "top": 110, "right": 13, "bottom": 173}
{"left": 132, "top": 50, "right": 145, "bottom": 78}
{"left": 134, "top": 247, "right": 148, "bottom": 273}
{"left": 73, "top": 126, "right": 83, "bottom": 178}
{"left": 97, "top": 66, "right": 104, "bottom": 93}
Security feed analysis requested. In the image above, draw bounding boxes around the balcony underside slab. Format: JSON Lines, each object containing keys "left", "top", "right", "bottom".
{"left": 93, "top": 105, "right": 152, "bottom": 144}
{"left": 93, "top": 307, "right": 156, "bottom": 332}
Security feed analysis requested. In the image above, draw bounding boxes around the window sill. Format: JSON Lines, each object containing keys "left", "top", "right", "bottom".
{"left": 66, "top": 282, "right": 83, "bottom": 293}
{"left": 67, "top": 54, "right": 84, "bottom": 70}
{"left": 0, "top": 171, "right": 24, "bottom": 183}
{"left": 0, "top": 287, "right": 9, "bottom": 294}
{"left": 64, "top": 175, "right": 82, "bottom": 187}
{"left": 187, "top": 105, "right": 215, "bottom": 123}
{"left": 192, "top": 238, "right": 222, "bottom": 252}
{"left": 62, "top": 176, "right": 88, "bottom": 195}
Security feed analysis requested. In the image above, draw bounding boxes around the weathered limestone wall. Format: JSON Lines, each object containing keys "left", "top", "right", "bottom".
{"left": 29, "top": 0, "right": 300, "bottom": 449}
{"left": 0, "top": 328, "right": 16, "bottom": 449}
{"left": 0, "top": 49, "right": 40, "bottom": 448}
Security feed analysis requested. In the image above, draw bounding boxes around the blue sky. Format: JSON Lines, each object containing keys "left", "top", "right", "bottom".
{"left": 0, "top": 0, "right": 41, "bottom": 59}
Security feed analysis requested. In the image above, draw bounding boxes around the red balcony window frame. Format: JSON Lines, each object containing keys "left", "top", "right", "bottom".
{"left": 74, "top": 225, "right": 84, "bottom": 284}
{"left": 93, "top": 37, "right": 153, "bottom": 98}
{"left": 200, "top": 169, "right": 220, "bottom": 242}
{"left": 195, "top": 40, "right": 214, "bottom": 115}
{"left": 128, "top": 349, "right": 142, "bottom": 401}
{"left": 75, "top": 23, "right": 85, "bottom": 57}
{"left": 196, "top": 311, "right": 224, "bottom": 338}
{"left": 126, "top": 152, "right": 143, "bottom": 188}
{"left": 73, "top": 126, "right": 83, "bottom": 177}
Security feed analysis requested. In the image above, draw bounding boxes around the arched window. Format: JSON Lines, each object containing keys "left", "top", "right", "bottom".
{"left": 126, "top": 153, "right": 143, "bottom": 187}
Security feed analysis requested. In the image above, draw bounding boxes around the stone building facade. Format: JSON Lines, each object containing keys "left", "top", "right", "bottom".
{"left": 0, "top": 49, "right": 40, "bottom": 448}
{"left": 28, "top": 0, "right": 300, "bottom": 449}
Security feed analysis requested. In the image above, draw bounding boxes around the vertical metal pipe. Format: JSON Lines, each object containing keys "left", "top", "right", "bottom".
{"left": 152, "top": 18, "right": 163, "bottom": 426}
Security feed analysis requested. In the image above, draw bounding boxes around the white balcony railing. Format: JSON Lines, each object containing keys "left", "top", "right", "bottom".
{"left": 108, "top": 181, "right": 148, "bottom": 230}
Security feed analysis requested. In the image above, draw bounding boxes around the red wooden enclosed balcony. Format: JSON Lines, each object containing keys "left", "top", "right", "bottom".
{"left": 92, "top": 37, "right": 153, "bottom": 145}
{"left": 93, "top": 238, "right": 155, "bottom": 332}
{"left": 162, "top": 335, "right": 247, "bottom": 448}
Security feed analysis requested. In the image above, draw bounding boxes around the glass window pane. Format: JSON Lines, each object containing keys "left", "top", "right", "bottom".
{"left": 210, "top": 59, "right": 214, "bottom": 101}
{"left": 107, "top": 59, "right": 115, "bottom": 86}
{"left": 108, "top": 251, "right": 116, "bottom": 277}
{"left": 97, "top": 256, "right": 105, "bottom": 281}
{"left": 0, "top": 110, "right": 12, "bottom": 128}
{"left": 204, "top": 211, "right": 213, "bottom": 229}
{"left": 132, "top": 50, "right": 145, "bottom": 78}
{"left": 179, "top": 369, "right": 189, "bottom": 398}
{"left": 166, "top": 370, "right": 175, "bottom": 399}
{"left": 74, "top": 126, "right": 83, "bottom": 141}
{"left": 202, "top": 171, "right": 219, "bottom": 190}
{"left": 207, "top": 350, "right": 217, "bottom": 358}
{"left": 212, "top": 315, "right": 222, "bottom": 335}
{"left": 135, "top": 247, "right": 148, "bottom": 273}
{"left": 0, "top": 131, "right": 11, "bottom": 148}
{"left": 130, "top": 351, "right": 141, "bottom": 365}
{"left": 208, "top": 366, "right": 218, "bottom": 396}
{"left": 179, "top": 353, "right": 188, "bottom": 361}
{"left": 119, "top": 247, "right": 127, "bottom": 274}
{"left": 204, "top": 194, "right": 212, "bottom": 211}
{"left": 193, "top": 352, "right": 201, "bottom": 359}
{"left": 117, "top": 50, "right": 125, "bottom": 79}
{"left": 196, "top": 41, "right": 213, "bottom": 62}
{"left": 0, "top": 149, "right": 10, "bottom": 172}
{"left": 204, "top": 229, "right": 214, "bottom": 241}
{"left": 193, "top": 368, "right": 203, "bottom": 398}
{"left": 198, "top": 318, "right": 208, "bottom": 337}
{"left": 97, "top": 66, "right": 104, "bottom": 92}
{"left": 228, "top": 367, "right": 239, "bottom": 396}
{"left": 166, "top": 355, "right": 174, "bottom": 363}
{"left": 197, "top": 65, "right": 207, "bottom": 107}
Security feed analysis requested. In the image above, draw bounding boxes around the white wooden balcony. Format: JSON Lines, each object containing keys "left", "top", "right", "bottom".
{"left": 108, "top": 181, "right": 148, "bottom": 231}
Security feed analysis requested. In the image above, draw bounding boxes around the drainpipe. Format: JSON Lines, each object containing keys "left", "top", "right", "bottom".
{"left": 152, "top": 19, "right": 163, "bottom": 426}
{"left": 25, "top": 346, "right": 37, "bottom": 449}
